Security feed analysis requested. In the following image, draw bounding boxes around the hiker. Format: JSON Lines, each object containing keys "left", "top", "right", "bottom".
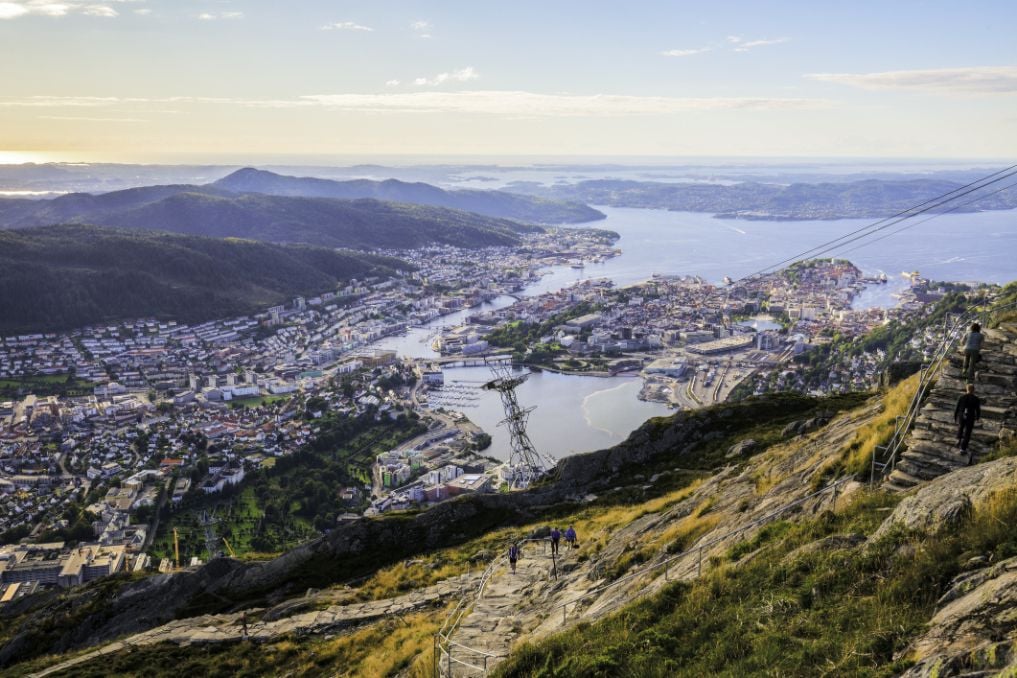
{"left": 962, "top": 323, "right": 984, "bottom": 381}
{"left": 508, "top": 543, "right": 520, "bottom": 574}
{"left": 241, "top": 611, "right": 249, "bottom": 641}
{"left": 564, "top": 525, "right": 577, "bottom": 550}
{"left": 954, "top": 383, "right": 981, "bottom": 456}
{"left": 550, "top": 527, "right": 561, "bottom": 555}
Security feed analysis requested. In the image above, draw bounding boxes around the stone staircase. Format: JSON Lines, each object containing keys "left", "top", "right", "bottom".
{"left": 444, "top": 542, "right": 563, "bottom": 676}
{"left": 885, "top": 323, "right": 1017, "bottom": 492}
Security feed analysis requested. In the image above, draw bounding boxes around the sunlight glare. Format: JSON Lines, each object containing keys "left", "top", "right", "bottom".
{"left": 0, "top": 151, "right": 50, "bottom": 165}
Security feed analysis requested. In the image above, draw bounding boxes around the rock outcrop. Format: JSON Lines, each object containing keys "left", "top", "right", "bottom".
{"left": 902, "top": 556, "right": 1017, "bottom": 677}
{"left": 874, "top": 457, "right": 1017, "bottom": 539}
{"left": 27, "top": 579, "right": 466, "bottom": 678}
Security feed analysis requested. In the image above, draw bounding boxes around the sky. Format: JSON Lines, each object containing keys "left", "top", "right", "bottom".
{"left": 1, "top": 0, "right": 1016, "bottom": 162}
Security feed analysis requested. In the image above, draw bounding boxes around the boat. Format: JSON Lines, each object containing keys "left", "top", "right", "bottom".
{"left": 570, "top": 262, "right": 585, "bottom": 269}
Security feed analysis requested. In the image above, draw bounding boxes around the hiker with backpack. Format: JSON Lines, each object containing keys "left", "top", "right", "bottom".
{"left": 963, "top": 323, "right": 984, "bottom": 381}
{"left": 564, "top": 525, "right": 577, "bottom": 550}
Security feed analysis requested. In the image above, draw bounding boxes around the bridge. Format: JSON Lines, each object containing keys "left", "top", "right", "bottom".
{"left": 419, "top": 353, "right": 514, "bottom": 369}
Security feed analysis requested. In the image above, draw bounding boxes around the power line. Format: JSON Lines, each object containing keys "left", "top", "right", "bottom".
{"left": 785, "top": 167, "right": 1017, "bottom": 265}
{"left": 836, "top": 177, "right": 1017, "bottom": 258}
{"left": 733, "top": 164, "right": 1017, "bottom": 283}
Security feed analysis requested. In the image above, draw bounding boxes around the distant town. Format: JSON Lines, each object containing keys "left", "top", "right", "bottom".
{"left": 0, "top": 227, "right": 966, "bottom": 601}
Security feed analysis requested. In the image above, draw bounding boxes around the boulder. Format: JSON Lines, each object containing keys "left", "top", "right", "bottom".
{"left": 873, "top": 457, "right": 1017, "bottom": 539}
{"left": 726, "top": 439, "right": 758, "bottom": 459}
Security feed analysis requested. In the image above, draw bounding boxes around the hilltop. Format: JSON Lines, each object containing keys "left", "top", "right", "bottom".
{"left": 0, "top": 189, "right": 540, "bottom": 250}
{"left": 0, "top": 225, "right": 407, "bottom": 334}
{"left": 212, "top": 168, "right": 606, "bottom": 224}
{"left": 507, "top": 177, "right": 1017, "bottom": 220}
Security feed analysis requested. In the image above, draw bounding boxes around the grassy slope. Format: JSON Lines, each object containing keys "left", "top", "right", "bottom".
{"left": 495, "top": 481, "right": 1017, "bottom": 678}
{"left": 0, "top": 392, "right": 859, "bottom": 673}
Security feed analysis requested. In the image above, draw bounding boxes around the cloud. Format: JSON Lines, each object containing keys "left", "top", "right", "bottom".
{"left": 410, "top": 19, "right": 431, "bottom": 38}
{"left": 662, "top": 35, "right": 788, "bottom": 58}
{"left": 297, "top": 91, "right": 830, "bottom": 116}
{"left": 385, "top": 80, "right": 401, "bottom": 87}
{"left": 660, "top": 47, "right": 711, "bottom": 57}
{"left": 413, "top": 67, "right": 478, "bottom": 87}
{"left": 806, "top": 66, "right": 1017, "bottom": 94}
{"left": 198, "top": 11, "right": 242, "bottom": 21}
{"left": 732, "top": 37, "right": 788, "bottom": 52}
{"left": 320, "top": 21, "right": 372, "bottom": 31}
{"left": 0, "top": 95, "right": 237, "bottom": 107}
{"left": 2, "top": 92, "right": 831, "bottom": 117}
{"left": 0, "top": 3, "right": 28, "bottom": 19}
{"left": 82, "top": 4, "right": 117, "bottom": 17}
{"left": 39, "top": 115, "right": 146, "bottom": 122}
{"left": 0, "top": 0, "right": 135, "bottom": 19}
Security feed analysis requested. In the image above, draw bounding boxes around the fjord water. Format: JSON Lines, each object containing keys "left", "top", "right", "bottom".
{"left": 376, "top": 206, "right": 1017, "bottom": 462}
{"left": 530, "top": 206, "right": 1017, "bottom": 294}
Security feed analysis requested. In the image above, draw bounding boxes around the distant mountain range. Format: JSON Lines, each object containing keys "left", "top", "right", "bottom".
{"left": 211, "top": 168, "right": 605, "bottom": 224}
{"left": 0, "top": 186, "right": 543, "bottom": 250}
{"left": 0, "top": 225, "right": 407, "bottom": 334}
{"left": 505, "top": 178, "right": 1017, "bottom": 220}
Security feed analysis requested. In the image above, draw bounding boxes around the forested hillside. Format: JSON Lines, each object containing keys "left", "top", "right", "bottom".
{"left": 0, "top": 225, "right": 407, "bottom": 334}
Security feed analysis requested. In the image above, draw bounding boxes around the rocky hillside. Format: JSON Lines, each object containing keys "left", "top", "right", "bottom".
{"left": 4, "top": 353, "right": 1017, "bottom": 676}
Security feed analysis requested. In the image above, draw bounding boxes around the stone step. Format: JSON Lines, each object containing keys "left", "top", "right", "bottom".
{"left": 900, "top": 445, "right": 968, "bottom": 471}
{"left": 926, "top": 397, "right": 1011, "bottom": 420}
{"left": 938, "top": 377, "right": 1012, "bottom": 397}
{"left": 983, "top": 327, "right": 1009, "bottom": 341}
{"left": 910, "top": 426, "right": 997, "bottom": 448}
{"left": 884, "top": 467, "right": 922, "bottom": 491}
{"left": 917, "top": 407, "right": 1003, "bottom": 431}
{"left": 908, "top": 439, "right": 975, "bottom": 462}
{"left": 896, "top": 454, "right": 961, "bottom": 481}
{"left": 915, "top": 416, "right": 1000, "bottom": 443}
{"left": 939, "top": 353, "right": 1012, "bottom": 374}
{"left": 943, "top": 362, "right": 1017, "bottom": 379}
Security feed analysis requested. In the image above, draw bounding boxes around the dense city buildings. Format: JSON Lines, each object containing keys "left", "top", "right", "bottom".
{"left": 0, "top": 229, "right": 963, "bottom": 598}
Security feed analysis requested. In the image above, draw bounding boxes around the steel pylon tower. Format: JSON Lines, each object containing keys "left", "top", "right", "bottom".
{"left": 483, "top": 365, "right": 555, "bottom": 488}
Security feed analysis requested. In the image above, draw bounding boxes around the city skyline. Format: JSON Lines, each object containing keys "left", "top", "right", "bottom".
{"left": 1, "top": 0, "right": 1016, "bottom": 161}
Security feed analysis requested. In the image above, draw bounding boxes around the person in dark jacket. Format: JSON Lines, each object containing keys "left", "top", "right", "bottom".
{"left": 962, "top": 323, "right": 984, "bottom": 381}
{"left": 549, "top": 527, "right": 561, "bottom": 555}
{"left": 564, "top": 525, "right": 577, "bottom": 550}
{"left": 508, "top": 543, "right": 520, "bottom": 574}
{"left": 954, "top": 383, "right": 981, "bottom": 455}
